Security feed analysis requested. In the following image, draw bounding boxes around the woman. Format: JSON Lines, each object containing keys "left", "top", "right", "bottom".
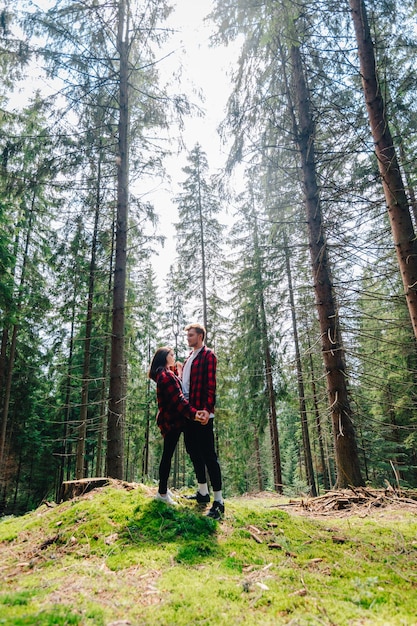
{"left": 149, "top": 346, "right": 204, "bottom": 505}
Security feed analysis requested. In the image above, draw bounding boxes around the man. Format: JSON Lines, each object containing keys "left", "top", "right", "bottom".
{"left": 181, "top": 323, "right": 224, "bottom": 520}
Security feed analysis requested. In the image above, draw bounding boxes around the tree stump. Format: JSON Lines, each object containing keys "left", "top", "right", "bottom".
{"left": 59, "top": 477, "right": 110, "bottom": 502}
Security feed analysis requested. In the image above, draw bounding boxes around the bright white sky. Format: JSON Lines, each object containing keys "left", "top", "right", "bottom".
{"left": 148, "top": 0, "right": 242, "bottom": 288}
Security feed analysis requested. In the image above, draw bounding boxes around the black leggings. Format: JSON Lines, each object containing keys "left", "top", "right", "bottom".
{"left": 158, "top": 429, "right": 182, "bottom": 494}
{"left": 184, "top": 419, "right": 222, "bottom": 492}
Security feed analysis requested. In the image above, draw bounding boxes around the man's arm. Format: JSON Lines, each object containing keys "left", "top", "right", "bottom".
{"left": 204, "top": 351, "right": 217, "bottom": 414}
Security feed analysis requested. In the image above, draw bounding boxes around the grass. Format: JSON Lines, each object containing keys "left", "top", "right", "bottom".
{"left": 0, "top": 483, "right": 416, "bottom": 625}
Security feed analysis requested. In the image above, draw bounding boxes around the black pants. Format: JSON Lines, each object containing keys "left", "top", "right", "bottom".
{"left": 159, "top": 429, "right": 181, "bottom": 494}
{"left": 184, "top": 419, "right": 222, "bottom": 492}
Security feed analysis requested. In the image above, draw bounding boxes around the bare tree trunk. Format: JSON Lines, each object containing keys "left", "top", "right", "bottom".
{"left": 252, "top": 213, "right": 283, "bottom": 492}
{"left": 0, "top": 328, "right": 8, "bottom": 476}
{"left": 349, "top": 0, "right": 417, "bottom": 341}
{"left": 56, "top": 285, "right": 76, "bottom": 500}
{"left": 307, "top": 341, "right": 330, "bottom": 491}
{"left": 107, "top": 0, "right": 129, "bottom": 479}
{"left": 284, "top": 235, "right": 317, "bottom": 496}
{"left": 12, "top": 451, "right": 22, "bottom": 513}
{"left": 196, "top": 154, "right": 208, "bottom": 335}
{"left": 95, "top": 341, "right": 109, "bottom": 477}
{"left": 254, "top": 429, "right": 263, "bottom": 492}
{"left": 393, "top": 122, "right": 417, "bottom": 228}
{"left": 0, "top": 325, "right": 17, "bottom": 474}
{"left": 76, "top": 155, "right": 102, "bottom": 479}
{"left": 0, "top": 329, "right": 8, "bottom": 409}
{"left": 142, "top": 390, "right": 151, "bottom": 479}
{"left": 142, "top": 337, "right": 152, "bottom": 480}
{"left": 386, "top": 384, "right": 402, "bottom": 481}
{"left": 263, "top": 336, "right": 283, "bottom": 493}
{"left": 95, "top": 211, "right": 114, "bottom": 477}
{"left": 290, "top": 43, "right": 363, "bottom": 488}
{"left": 125, "top": 421, "right": 131, "bottom": 481}
{"left": 0, "top": 191, "right": 35, "bottom": 476}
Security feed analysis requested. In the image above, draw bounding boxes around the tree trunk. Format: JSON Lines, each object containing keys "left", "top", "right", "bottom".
{"left": 386, "top": 384, "right": 402, "bottom": 481}
{"left": 284, "top": 235, "right": 317, "bottom": 496}
{"left": 107, "top": 0, "right": 129, "bottom": 479}
{"left": 12, "top": 451, "right": 23, "bottom": 513}
{"left": 290, "top": 43, "right": 363, "bottom": 488}
{"left": 142, "top": 392, "right": 150, "bottom": 479}
{"left": 56, "top": 285, "right": 76, "bottom": 500}
{"left": 307, "top": 339, "right": 330, "bottom": 491}
{"left": 0, "top": 328, "right": 8, "bottom": 409}
{"left": 253, "top": 213, "right": 283, "bottom": 493}
{"left": 349, "top": 0, "right": 417, "bottom": 341}
{"left": 254, "top": 428, "right": 263, "bottom": 492}
{"left": 60, "top": 477, "right": 111, "bottom": 502}
{"left": 95, "top": 340, "right": 109, "bottom": 477}
{"left": 263, "top": 336, "right": 283, "bottom": 493}
{"left": 391, "top": 117, "right": 417, "bottom": 228}
{"left": 0, "top": 325, "right": 17, "bottom": 473}
{"left": 95, "top": 212, "right": 114, "bottom": 477}
{"left": 0, "top": 190, "right": 35, "bottom": 474}
{"left": 0, "top": 328, "right": 8, "bottom": 471}
{"left": 76, "top": 154, "right": 101, "bottom": 479}
{"left": 142, "top": 335, "right": 152, "bottom": 480}
{"left": 197, "top": 155, "right": 208, "bottom": 335}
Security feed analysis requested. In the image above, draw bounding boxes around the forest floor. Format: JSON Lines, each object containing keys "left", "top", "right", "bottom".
{"left": 1, "top": 481, "right": 417, "bottom": 625}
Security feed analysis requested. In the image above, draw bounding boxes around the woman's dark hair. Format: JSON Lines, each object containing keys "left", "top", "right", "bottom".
{"left": 148, "top": 346, "right": 171, "bottom": 381}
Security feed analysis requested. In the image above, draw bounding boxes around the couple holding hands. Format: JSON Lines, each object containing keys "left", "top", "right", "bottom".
{"left": 148, "top": 323, "right": 224, "bottom": 520}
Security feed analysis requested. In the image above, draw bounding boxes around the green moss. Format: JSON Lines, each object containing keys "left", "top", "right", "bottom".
{"left": 0, "top": 606, "right": 82, "bottom": 625}
{"left": 1, "top": 487, "right": 417, "bottom": 625}
{"left": 0, "top": 591, "right": 33, "bottom": 606}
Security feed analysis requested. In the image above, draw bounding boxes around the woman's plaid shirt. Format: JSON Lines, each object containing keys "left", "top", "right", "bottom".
{"left": 156, "top": 369, "right": 197, "bottom": 437}
{"left": 185, "top": 346, "right": 217, "bottom": 414}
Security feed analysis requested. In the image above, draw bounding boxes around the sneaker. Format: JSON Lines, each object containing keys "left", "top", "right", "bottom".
{"left": 196, "top": 491, "right": 210, "bottom": 504}
{"left": 155, "top": 492, "right": 177, "bottom": 506}
{"left": 206, "top": 501, "right": 224, "bottom": 520}
{"left": 184, "top": 491, "right": 210, "bottom": 504}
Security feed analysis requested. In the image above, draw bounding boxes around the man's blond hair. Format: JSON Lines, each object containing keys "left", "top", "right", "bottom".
{"left": 184, "top": 323, "right": 206, "bottom": 342}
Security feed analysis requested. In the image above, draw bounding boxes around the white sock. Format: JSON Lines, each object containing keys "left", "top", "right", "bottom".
{"left": 214, "top": 490, "right": 223, "bottom": 504}
{"left": 198, "top": 483, "right": 209, "bottom": 496}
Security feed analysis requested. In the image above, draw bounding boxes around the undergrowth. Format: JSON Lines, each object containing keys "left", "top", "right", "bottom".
{"left": 0, "top": 484, "right": 416, "bottom": 625}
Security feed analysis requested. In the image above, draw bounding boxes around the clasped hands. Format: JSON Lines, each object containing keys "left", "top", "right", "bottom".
{"left": 195, "top": 410, "right": 210, "bottom": 425}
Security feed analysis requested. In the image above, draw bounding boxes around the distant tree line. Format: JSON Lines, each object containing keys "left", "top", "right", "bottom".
{"left": 1, "top": 0, "right": 417, "bottom": 515}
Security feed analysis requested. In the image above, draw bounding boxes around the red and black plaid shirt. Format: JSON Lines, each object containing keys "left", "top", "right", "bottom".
{"left": 156, "top": 369, "right": 197, "bottom": 437}
{"left": 184, "top": 346, "right": 217, "bottom": 414}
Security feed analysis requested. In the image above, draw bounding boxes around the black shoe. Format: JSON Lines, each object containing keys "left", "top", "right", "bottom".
{"left": 206, "top": 501, "right": 224, "bottom": 520}
{"left": 184, "top": 491, "right": 210, "bottom": 504}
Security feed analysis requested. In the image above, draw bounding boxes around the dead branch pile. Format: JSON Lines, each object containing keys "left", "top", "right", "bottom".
{"left": 286, "top": 486, "right": 417, "bottom": 515}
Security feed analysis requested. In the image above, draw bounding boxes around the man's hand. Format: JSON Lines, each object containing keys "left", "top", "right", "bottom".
{"left": 195, "top": 410, "right": 210, "bottom": 425}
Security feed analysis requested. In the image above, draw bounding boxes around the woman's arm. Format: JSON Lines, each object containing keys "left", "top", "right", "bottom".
{"left": 159, "top": 370, "right": 197, "bottom": 420}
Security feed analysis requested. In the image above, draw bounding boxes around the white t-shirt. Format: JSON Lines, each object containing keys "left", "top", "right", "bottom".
{"left": 181, "top": 347, "right": 202, "bottom": 400}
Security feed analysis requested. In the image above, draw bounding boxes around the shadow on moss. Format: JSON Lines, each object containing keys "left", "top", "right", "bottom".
{"left": 123, "top": 500, "right": 220, "bottom": 564}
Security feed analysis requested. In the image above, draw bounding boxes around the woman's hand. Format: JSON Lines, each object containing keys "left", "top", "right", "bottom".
{"left": 195, "top": 410, "right": 210, "bottom": 425}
